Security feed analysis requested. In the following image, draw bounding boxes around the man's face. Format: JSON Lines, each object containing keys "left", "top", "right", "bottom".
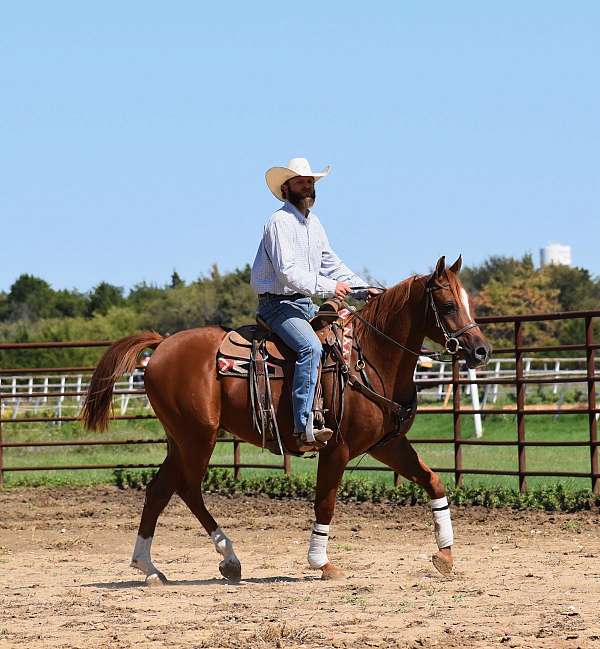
{"left": 282, "top": 176, "right": 315, "bottom": 204}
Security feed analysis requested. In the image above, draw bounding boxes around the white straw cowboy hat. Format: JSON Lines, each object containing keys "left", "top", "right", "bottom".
{"left": 265, "top": 157, "right": 331, "bottom": 201}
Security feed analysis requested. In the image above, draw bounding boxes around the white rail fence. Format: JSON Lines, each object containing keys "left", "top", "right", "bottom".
{"left": 1, "top": 358, "right": 598, "bottom": 438}
{"left": 0, "top": 370, "right": 150, "bottom": 422}
{"left": 416, "top": 356, "right": 600, "bottom": 400}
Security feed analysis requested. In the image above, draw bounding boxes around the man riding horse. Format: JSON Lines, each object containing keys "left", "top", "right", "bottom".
{"left": 82, "top": 157, "right": 491, "bottom": 583}
{"left": 251, "top": 157, "right": 381, "bottom": 452}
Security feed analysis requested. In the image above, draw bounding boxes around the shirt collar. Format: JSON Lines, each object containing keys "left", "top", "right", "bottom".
{"left": 283, "top": 200, "right": 310, "bottom": 223}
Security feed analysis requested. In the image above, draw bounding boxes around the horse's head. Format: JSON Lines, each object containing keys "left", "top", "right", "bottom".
{"left": 425, "top": 255, "right": 491, "bottom": 369}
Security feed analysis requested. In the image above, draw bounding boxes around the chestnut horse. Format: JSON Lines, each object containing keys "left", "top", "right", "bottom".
{"left": 82, "top": 255, "right": 490, "bottom": 584}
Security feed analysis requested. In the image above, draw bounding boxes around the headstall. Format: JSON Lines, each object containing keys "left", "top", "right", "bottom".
{"left": 424, "top": 282, "right": 478, "bottom": 355}
{"left": 348, "top": 281, "right": 479, "bottom": 360}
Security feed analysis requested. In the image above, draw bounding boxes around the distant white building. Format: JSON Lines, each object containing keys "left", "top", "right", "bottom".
{"left": 540, "top": 243, "right": 572, "bottom": 267}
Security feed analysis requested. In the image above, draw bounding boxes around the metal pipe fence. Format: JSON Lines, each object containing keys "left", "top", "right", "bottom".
{"left": 0, "top": 308, "right": 598, "bottom": 492}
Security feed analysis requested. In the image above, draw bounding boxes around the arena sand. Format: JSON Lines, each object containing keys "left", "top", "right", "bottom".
{"left": 1, "top": 487, "right": 599, "bottom": 648}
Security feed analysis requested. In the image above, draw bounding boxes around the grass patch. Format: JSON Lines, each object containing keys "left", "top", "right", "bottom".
{"left": 1, "top": 410, "right": 597, "bottom": 493}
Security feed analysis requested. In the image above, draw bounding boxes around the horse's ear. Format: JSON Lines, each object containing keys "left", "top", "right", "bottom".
{"left": 449, "top": 255, "right": 462, "bottom": 274}
{"left": 434, "top": 256, "right": 446, "bottom": 278}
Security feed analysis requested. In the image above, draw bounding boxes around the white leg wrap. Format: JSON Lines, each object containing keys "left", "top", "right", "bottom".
{"left": 211, "top": 527, "right": 239, "bottom": 563}
{"left": 431, "top": 497, "right": 454, "bottom": 549}
{"left": 307, "top": 522, "right": 329, "bottom": 569}
{"left": 211, "top": 527, "right": 242, "bottom": 580}
{"left": 131, "top": 535, "right": 160, "bottom": 576}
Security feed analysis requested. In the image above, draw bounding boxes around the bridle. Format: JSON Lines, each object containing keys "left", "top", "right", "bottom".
{"left": 348, "top": 279, "right": 479, "bottom": 360}
{"left": 328, "top": 277, "right": 480, "bottom": 446}
{"left": 425, "top": 281, "right": 479, "bottom": 355}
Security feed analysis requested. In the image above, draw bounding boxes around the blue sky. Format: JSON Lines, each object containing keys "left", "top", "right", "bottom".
{"left": 2, "top": 2, "right": 598, "bottom": 293}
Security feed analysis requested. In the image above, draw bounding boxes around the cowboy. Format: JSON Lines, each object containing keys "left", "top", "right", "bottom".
{"left": 251, "top": 157, "right": 379, "bottom": 451}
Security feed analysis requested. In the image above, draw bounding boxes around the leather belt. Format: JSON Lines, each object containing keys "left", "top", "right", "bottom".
{"left": 258, "top": 292, "right": 305, "bottom": 302}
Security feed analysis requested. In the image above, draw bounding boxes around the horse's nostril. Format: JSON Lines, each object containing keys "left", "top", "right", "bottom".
{"left": 475, "top": 347, "right": 488, "bottom": 359}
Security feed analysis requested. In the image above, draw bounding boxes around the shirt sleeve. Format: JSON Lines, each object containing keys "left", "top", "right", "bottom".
{"left": 263, "top": 217, "right": 338, "bottom": 297}
{"left": 320, "top": 226, "right": 368, "bottom": 287}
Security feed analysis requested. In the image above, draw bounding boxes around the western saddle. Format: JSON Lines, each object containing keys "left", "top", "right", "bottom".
{"left": 216, "top": 299, "right": 353, "bottom": 456}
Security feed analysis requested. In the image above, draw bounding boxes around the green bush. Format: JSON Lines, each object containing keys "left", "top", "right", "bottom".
{"left": 112, "top": 468, "right": 600, "bottom": 512}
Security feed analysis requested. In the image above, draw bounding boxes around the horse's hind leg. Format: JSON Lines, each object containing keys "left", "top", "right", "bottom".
{"left": 131, "top": 452, "right": 179, "bottom": 585}
{"left": 370, "top": 437, "right": 454, "bottom": 577}
{"left": 175, "top": 427, "right": 242, "bottom": 582}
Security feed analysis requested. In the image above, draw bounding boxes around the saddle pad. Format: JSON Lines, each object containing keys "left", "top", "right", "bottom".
{"left": 217, "top": 354, "right": 285, "bottom": 379}
{"left": 338, "top": 308, "right": 353, "bottom": 365}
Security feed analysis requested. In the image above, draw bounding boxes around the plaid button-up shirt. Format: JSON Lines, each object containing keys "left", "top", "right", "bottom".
{"left": 251, "top": 201, "right": 366, "bottom": 298}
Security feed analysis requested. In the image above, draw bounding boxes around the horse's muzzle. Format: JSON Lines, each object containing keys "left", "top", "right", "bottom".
{"left": 462, "top": 333, "right": 492, "bottom": 369}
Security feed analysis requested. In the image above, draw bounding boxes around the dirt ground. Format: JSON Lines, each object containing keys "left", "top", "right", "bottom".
{"left": 0, "top": 487, "right": 599, "bottom": 649}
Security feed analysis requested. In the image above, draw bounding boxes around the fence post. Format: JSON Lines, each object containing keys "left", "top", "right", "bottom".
{"left": 468, "top": 368, "right": 483, "bottom": 438}
{"left": 452, "top": 356, "right": 462, "bottom": 487}
{"left": 0, "top": 391, "right": 4, "bottom": 486}
{"left": 492, "top": 360, "right": 501, "bottom": 403}
{"left": 283, "top": 454, "right": 291, "bottom": 476}
{"left": 233, "top": 438, "right": 241, "bottom": 480}
{"left": 586, "top": 316, "right": 598, "bottom": 494}
{"left": 515, "top": 320, "right": 527, "bottom": 493}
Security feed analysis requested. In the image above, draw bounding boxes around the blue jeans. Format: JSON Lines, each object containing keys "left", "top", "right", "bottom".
{"left": 257, "top": 296, "right": 321, "bottom": 434}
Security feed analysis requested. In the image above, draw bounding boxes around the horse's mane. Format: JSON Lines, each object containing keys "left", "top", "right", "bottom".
{"left": 353, "top": 274, "right": 422, "bottom": 342}
{"left": 352, "top": 268, "right": 466, "bottom": 343}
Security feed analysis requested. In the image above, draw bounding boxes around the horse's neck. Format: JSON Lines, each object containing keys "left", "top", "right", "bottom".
{"left": 361, "top": 280, "right": 426, "bottom": 403}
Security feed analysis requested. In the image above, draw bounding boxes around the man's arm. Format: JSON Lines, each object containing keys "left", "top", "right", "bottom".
{"left": 264, "top": 218, "right": 338, "bottom": 297}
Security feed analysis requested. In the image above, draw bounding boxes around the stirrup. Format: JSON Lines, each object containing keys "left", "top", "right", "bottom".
{"left": 297, "top": 427, "right": 334, "bottom": 452}
{"left": 311, "top": 427, "right": 334, "bottom": 444}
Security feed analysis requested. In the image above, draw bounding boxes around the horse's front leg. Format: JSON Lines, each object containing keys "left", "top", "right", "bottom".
{"left": 310, "top": 442, "right": 350, "bottom": 580}
{"left": 370, "top": 436, "right": 454, "bottom": 577}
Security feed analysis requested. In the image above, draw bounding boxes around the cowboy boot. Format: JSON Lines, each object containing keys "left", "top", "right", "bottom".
{"left": 298, "top": 426, "right": 334, "bottom": 452}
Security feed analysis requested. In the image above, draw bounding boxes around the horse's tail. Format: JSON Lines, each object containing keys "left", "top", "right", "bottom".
{"left": 81, "top": 332, "right": 164, "bottom": 432}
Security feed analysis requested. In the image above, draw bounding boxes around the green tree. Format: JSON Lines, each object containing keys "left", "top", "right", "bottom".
{"left": 208, "top": 264, "right": 256, "bottom": 328}
{"left": 543, "top": 265, "right": 600, "bottom": 312}
{"left": 0, "top": 291, "right": 8, "bottom": 321}
{"left": 127, "top": 282, "right": 164, "bottom": 309}
{"left": 476, "top": 264, "right": 561, "bottom": 348}
{"left": 53, "top": 288, "right": 88, "bottom": 318}
{"left": 87, "top": 282, "right": 125, "bottom": 316}
{"left": 138, "top": 265, "right": 257, "bottom": 333}
{"left": 170, "top": 270, "right": 185, "bottom": 289}
{"left": 462, "top": 254, "right": 537, "bottom": 294}
{"left": 3, "top": 274, "right": 55, "bottom": 321}
{"left": 139, "top": 284, "right": 213, "bottom": 333}
{"left": 542, "top": 265, "right": 600, "bottom": 345}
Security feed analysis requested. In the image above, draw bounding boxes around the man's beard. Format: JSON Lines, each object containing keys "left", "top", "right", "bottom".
{"left": 286, "top": 187, "right": 316, "bottom": 211}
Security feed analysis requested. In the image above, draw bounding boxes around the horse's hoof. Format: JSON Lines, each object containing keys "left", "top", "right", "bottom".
{"left": 145, "top": 571, "right": 168, "bottom": 586}
{"left": 219, "top": 558, "right": 242, "bottom": 582}
{"left": 320, "top": 562, "right": 346, "bottom": 581}
{"left": 431, "top": 551, "right": 453, "bottom": 577}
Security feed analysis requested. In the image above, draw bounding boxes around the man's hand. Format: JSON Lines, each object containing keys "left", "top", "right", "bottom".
{"left": 366, "top": 287, "right": 384, "bottom": 302}
{"left": 335, "top": 281, "right": 352, "bottom": 299}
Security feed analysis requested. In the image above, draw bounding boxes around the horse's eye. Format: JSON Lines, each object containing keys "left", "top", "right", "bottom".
{"left": 441, "top": 302, "right": 456, "bottom": 315}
